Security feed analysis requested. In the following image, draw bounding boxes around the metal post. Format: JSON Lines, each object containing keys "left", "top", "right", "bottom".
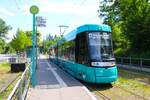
{"left": 35, "top": 25, "right": 38, "bottom": 69}
{"left": 140, "top": 58, "right": 143, "bottom": 67}
{"left": 57, "top": 42, "right": 58, "bottom": 65}
{"left": 140, "top": 58, "right": 143, "bottom": 71}
{"left": 121, "top": 57, "right": 123, "bottom": 64}
{"left": 129, "top": 57, "right": 131, "bottom": 65}
{"left": 31, "top": 14, "right": 36, "bottom": 87}
{"left": 30, "top": 5, "right": 39, "bottom": 87}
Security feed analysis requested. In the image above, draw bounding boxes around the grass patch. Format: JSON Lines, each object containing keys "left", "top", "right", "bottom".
{"left": 118, "top": 68, "right": 150, "bottom": 86}
{"left": 0, "top": 62, "right": 19, "bottom": 100}
{"left": 0, "top": 73, "right": 21, "bottom": 100}
{"left": 0, "top": 62, "right": 10, "bottom": 73}
{"left": 114, "top": 77, "right": 150, "bottom": 98}
{"left": 114, "top": 69, "right": 150, "bottom": 98}
{"left": 0, "top": 84, "right": 14, "bottom": 100}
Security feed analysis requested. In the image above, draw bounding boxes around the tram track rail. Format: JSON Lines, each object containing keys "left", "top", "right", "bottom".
{"left": 113, "top": 84, "right": 149, "bottom": 100}
{"left": 95, "top": 90, "right": 111, "bottom": 100}
{"left": 86, "top": 83, "right": 111, "bottom": 100}
{"left": 84, "top": 82, "right": 149, "bottom": 100}
{"left": 0, "top": 73, "right": 21, "bottom": 94}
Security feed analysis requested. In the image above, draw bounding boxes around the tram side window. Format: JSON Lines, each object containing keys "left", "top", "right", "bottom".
{"left": 54, "top": 47, "right": 57, "bottom": 57}
{"left": 58, "top": 45, "right": 63, "bottom": 59}
{"left": 62, "top": 42, "right": 68, "bottom": 60}
{"left": 76, "top": 32, "right": 88, "bottom": 65}
{"left": 49, "top": 48, "right": 55, "bottom": 57}
{"left": 63, "top": 46, "right": 69, "bottom": 60}
{"left": 63, "top": 41, "right": 75, "bottom": 61}
{"left": 69, "top": 42, "right": 75, "bottom": 61}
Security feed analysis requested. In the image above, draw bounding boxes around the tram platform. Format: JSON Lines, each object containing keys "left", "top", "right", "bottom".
{"left": 26, "top": 58, "right": 97, "bottom": 100}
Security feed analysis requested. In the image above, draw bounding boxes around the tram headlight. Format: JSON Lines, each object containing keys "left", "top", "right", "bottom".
{"left": 111, "top": 62, "right": 116, "bottom": 66}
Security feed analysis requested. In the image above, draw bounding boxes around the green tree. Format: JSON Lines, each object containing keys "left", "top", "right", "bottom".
{"left": 99, "top": 0, "right": 150, "bottom": 57}
{"left": 99, "top": 0, "right": 129, "bottom": 55}
{"left": 0, "top": 38, "right": 6, "bottom": 53}
{"left": 0, "top": 18, "right": 12, "bottom": 53}
{"left": 10, "top": 29, "right": 32, "bottom": 52}
{"left": 42, "top": 34, "right": 60, "bottom": 54}
{"left": 0, "top": 18, "right": 12, "bottom": 38}
{"left": 120, "top": 0, "right": 150, "bottom": 52}
{"left": 25, "top": 30, "right": 42, "bottom": 46}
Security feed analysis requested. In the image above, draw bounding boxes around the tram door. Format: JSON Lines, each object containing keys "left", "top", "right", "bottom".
{"left": 75, "top": 32, "right": 89, "bottom": 65}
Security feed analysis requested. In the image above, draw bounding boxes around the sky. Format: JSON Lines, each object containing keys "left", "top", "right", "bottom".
{"left": 0, "top": 0, "right": 102, "bottom": 41}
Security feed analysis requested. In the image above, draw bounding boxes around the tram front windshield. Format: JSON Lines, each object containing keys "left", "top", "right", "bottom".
{"left": 88, "top": 32, "right": 114, "bottom": 61}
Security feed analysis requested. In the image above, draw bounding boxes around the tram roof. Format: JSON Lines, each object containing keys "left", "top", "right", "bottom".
{"left": 63, "top": 24, "right": 111, "bottom": 41}
{"left": 51, "top": 24, "right": 111, "bottom": 47}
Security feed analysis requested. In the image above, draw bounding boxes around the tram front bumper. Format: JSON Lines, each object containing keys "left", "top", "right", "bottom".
{"left": 94, "top": 66, "right": 118, "bottom": 83}
{"left": 95, "top": 76, "right": 117, "bottom": 83}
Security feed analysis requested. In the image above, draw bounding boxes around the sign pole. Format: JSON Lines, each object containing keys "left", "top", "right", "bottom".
{"left": 32, "top": 14, "right": 36, "bottom": 87}
{"left": 35, "top": 25, "right": 37, "bottom": 70}
{"left": 30, "top": 5, "right": 39, "bottom": 87}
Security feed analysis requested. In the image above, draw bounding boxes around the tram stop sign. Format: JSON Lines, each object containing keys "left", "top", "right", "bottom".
{"left": 30, "top": 5, "right": 39, "bottom": 14}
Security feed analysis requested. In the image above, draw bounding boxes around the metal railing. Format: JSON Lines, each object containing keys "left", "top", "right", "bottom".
{"left": 9, "top": 57, "right": 27, "bottom": 64}
{"left": 0, "top": 54, "right": 16, "bottom": 63}
{"left": 116, "top": 57, "right": 150, "bottom": 68}
{"left": 7, "top": 63, "right": 31, "bottom": 100}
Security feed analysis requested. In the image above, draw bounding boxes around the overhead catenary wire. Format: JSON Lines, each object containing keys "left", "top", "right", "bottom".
{"left": 13, "top": 0, "right": 29, "bottom": 14}
{"left": 14, "top": 0, "right": 21, "bottom": 11}
{"left": 60, "top": 0, "right": 87, "bottom": 34}
{"left": 64, "top": 0, "right": 87, "bottom": 24}
{"left": 55, "top": 0, "right": 87, "bottom": 36}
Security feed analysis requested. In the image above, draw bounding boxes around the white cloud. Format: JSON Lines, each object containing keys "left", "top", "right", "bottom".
{"left": 0, "top": 14, "right": 8, "bottom": 19}
{"left": 19, "top": 0, "right": 101, "bottom": 37}
{"left": 21, "top": 0, "right": 99, "bottom": 16}
{"left": 0, "top": 7, "right": 15, "bottom": 16}
{"left": 39, "top": 0, "right": 97, "bottom": 15}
